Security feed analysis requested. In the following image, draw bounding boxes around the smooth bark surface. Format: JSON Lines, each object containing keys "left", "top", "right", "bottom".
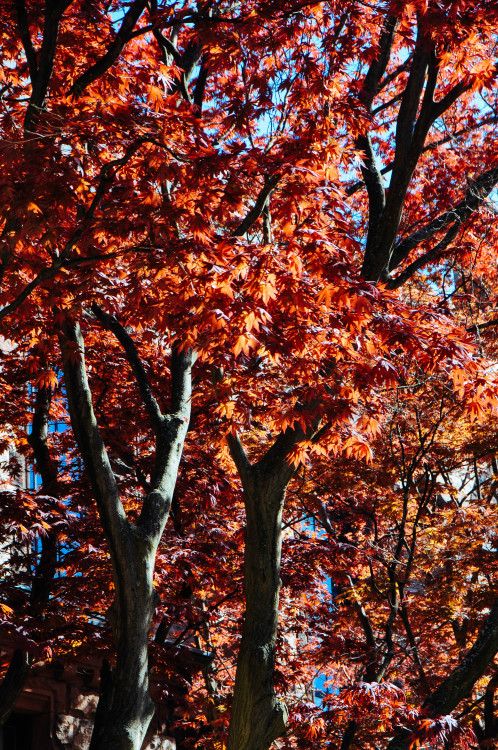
{"left": 227, "top": 428, "right": 312, "bottom": 750}
{"left": 60, "top": 318, "right": 194, "bottom": 750}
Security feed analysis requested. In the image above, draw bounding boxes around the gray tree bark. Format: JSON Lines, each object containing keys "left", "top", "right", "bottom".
{"left": 387, "top": 596, "right": 498, "bottom": 750}
{"left": 226, "top": 427, "right": 314, "bottom": 750}
{"left": 59, "top": 315, "right": 194, "bottom": 750}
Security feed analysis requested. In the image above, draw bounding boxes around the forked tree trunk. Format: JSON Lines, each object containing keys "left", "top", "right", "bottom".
{"left": 60, "top": 316, "right": 194, "bottom": 750}
{"left": 227, "top": 430, "right": 306, "bottom": 750}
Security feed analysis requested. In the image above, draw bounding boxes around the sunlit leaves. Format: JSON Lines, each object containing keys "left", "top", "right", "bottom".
{"left": 1, "top": 0, "right": 498, "bottom": 748}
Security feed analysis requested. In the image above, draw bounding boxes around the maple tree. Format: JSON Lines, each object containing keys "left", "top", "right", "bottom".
{"left": 1, "top": 1, "right": 498, "bottom": 750}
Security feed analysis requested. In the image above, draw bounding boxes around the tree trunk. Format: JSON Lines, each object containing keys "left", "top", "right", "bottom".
{"left": 227, "top": 475, "right": 288, "bottom": 750}
{"left": 59, "top": 318, "right": 195, "bottom": 750}
{"left": 0, "top": 650, "right": 31, "bottom": 725}
{"left": 89, "top": 529, "right": 156, "bottom": 750}
{"left": 227, "top": 431, "right": 304, "bottom": 750}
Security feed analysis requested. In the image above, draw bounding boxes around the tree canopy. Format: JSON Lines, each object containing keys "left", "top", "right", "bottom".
{"left": 1, "top": 1, "right": 498, "bottom": 749}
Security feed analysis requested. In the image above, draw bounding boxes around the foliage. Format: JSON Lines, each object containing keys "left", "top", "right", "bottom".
{"left": 1, "top": 0, "right": 498, "bottom": 749}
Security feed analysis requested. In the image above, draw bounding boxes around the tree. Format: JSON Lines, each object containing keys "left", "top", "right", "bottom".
{"left": 290, "top": 376, "right": 498, "bottom": 749}
{"left": 1, "top": 1, "right": 498, "bottom": 750}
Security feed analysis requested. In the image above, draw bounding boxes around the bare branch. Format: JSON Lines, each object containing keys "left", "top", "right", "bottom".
{"left": 70, "top": 0, "right": 148, "bottom": 97}
{"left": 232, "top": 174, "right": 280, "bottom": 237}
{"left": 378, "top": 55, "right": 413, "bottom": 91}
{"left": 431, "top": 79, "right": 475, "bottom": 122}
{"left": 424, "top": 114, "right": 498, "bottom": 153}
{"left": 467, "top": 316, "right": 498, "bottom": 333}
{"left": 371, "top": 91, "right": 403, "bottom": 116}
{"left": 386, "top": 222, "right": 460, "bottom": 289}
{"left": 58, "top": 319, "right": 127, "bottom": 545}
{"left": 388, "top": 164, "right": 498, "bottom": 276}
{"left": 13, "top": 0, "right": 37, "bottom": 82}
{"left": 91, "top": 304, "right": 164, "bottom": 435}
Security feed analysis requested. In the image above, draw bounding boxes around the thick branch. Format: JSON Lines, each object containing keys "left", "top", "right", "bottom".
{"left": 431, "top": 79, "right": 474, "bottom": 122}
{"left": 467, "top": 317, "right": 498, "bottom": 333}
{"left": 360, "top": 34, "right": 429, "bottom": 280}
{"left": 232, "top": 174, "right": 280, "bottom": 237}
{"left": 0, "top": 263, "right": 64, "bottom": 323}
{"left": 193, "top": 55, "right": 210, "bottom": 112}
{"left": 177, "top": 40, "right": 204, "bottom": 90}
{"left": 91, "top": 304, "right": 164, "bottom": 435}
{"left": 347, "top": 574, "right": 378, "bottom": 677}
{"left": 58, "top": 319, "right": 127, "bottom": 545}
{"left": 27, "top": 385, "right": 56, "bottom": 488}
{"left": 72, "top": 303, "right": 193, "bottom": 548}
{"left": 255, "top": 424, "right": 309, "bottom": 490}
{"left": 360, "top": 34, "right": 492, "bottom": 285}
{"left": 337, "top": 720, "right": 358, "bottom": 750}
{"left": 393, "top": 34, "right": 434, "bottom": 161}
{"left": 424, "top": 114, "right": 498, "bottom": 153}
{"left": 0, "top": 650, "right": 31, "bottom": 725}
{"left": 388, "top": 165, "right": 498, "bottom": 274}
{"left": 13, "top": 0, "right": 38, "bottom": 82}
{"left": 386, "top": 222, "right": 460, "bottom": 289}
{"left": 357, "top": 132, "right": 386, "bottom": 248}
{"left": 70, "top": 0, "right": 148, "bottom": 97}
{"left": 353, "top": 15, "right": 396, "bottom": 242}
{"left": 24, "top": 1, "right": 72, "bottom": 134}
{"left": 400, "top": 602, "right": 428, "bottom": 687}
{"left": 170, "top": 342, "right": 195, "bottom": 414}
{"left": 371, "top": 92, "right": 403, "bottom": 116}
{"left": 484, "top": 673, "right": 498, "bottom": 738}
{"left": 388, "top": 596, "right": 498, "bottom": 750}
{"left": 408, "top": 49, "right": 440, "bottom": 154}
{"left": 347, "top": 115, "right": 498, "bottom": 199}
{"left": 378, "top": 55, "right": 413, "bottom": 92}
{"left": 361, "top": 16, "right": 398, "bottom": 109}
{"left": 153, "top": 28, "right": 204, "bottom": 104}
{"left": 137, "top": 344, "right": 195, "bottom": 544}
{"left": 226, "top": 432, "right": 253, "bottom": 488}
{"left": 426, "top": 599, "right": 498, "bottom": 714}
